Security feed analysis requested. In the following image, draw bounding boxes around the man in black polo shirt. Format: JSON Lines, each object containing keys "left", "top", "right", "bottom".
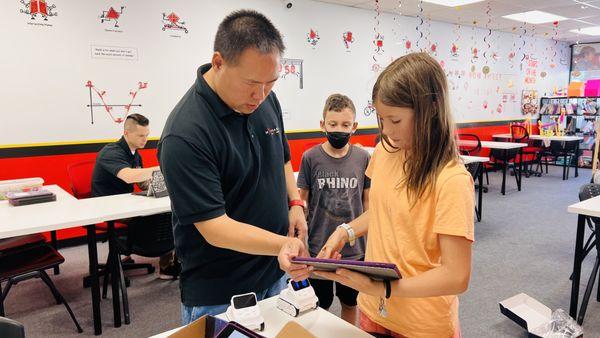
{"left": 92, "top": 114, "right": 178, "bottom": 279}
{"left": 158, "top": 10, "right": 311, "bottom": 324}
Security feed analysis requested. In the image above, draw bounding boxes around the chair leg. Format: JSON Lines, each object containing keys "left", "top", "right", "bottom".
{"left": 485, "top": 168, "right": 489, "bottom": 185}
{"left": 116, "top": 254, "right": 131, "bottom": 324}
{"left": 0, "top": 282, "right": 4, "bottom": 316}
{"left": 1, "top": 280, "right": 14, "bottom": 315}
{"left": 38, "top": 270, "right": 63, "bottom": 305}
{"left": 103, "top": 254, "right": 112, "bottom": 299}
{"left": 39, "top": 271, "right": 83, "bottom": 333}
{"left": 578, "top": 256, "right": 600, "bottom": 324}
{"left": 51, "top": 231, "right": 60, "bottom": 275}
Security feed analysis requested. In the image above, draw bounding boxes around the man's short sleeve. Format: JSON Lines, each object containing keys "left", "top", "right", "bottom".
{"left": 98, "top": 150, "right": 131, "bottom": 177}
{"left": 159, "top": 136, "right": 226, "bottom": 225}
{"left": 433, "top": 173, "right": 475, "bottom": 241}
{"left": 272, "top": 93, "right": 291, "bottom": 163}
{"left": 297, "top": 153, "right": 311, "bottom": 189}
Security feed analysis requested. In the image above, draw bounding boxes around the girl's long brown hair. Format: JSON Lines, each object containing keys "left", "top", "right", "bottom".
{"left": 373, "top": 52, "right": 459, "bottom": 202}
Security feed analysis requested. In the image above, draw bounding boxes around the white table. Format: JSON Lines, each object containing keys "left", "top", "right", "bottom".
{"left": 492, "top": 133, "right": 584, "bottom": 142}
{"left": 567, "top": 195, "right": 600, "bottom": 324}
{"left": 0, "top": 185, "right": 171, "bottom": 335}
{"left": 150, "top": 296, "right": 373, "bottom": 338}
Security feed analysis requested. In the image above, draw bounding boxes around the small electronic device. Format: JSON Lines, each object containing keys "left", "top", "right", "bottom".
{"left": 132, "top": 170, "right": 168, "bottom": 198}
{"left": 225, "top": 293, "right": 264, "bottom": 332}
{"left": 276, "top": 279, "right": 319, "bottom": 317}
{"left": 292, "top": 257, "right": 401, "bottom": 281}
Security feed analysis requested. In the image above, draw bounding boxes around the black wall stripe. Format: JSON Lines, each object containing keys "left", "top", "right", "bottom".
{"left": 1, "top": 119, "right": 524, "bottom": 159}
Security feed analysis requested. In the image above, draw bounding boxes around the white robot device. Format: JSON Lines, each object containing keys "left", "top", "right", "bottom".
{"left": 276, "top": 279, "right": 319, "bottom": 317}
{"left": 225, "top": 292, "right": 265, "bottom": 331}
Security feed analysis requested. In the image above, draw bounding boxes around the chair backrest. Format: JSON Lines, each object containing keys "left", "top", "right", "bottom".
{"left": 490, "top": 148, "right": 520, "bottom": 162}
{"left": 579, "top": 183, "right": 600, "bottom": 227}
{"left": 66, "top": 160, "right": 96, "bottom": 199}
{"left": 0, "top": 316, "right": 25, "bottom": 338}
{"left": 125, "top": 213, "right": 174, "bottom": 257}
{"left": 465, "top": 162, "right": 482, "bottom": 180}
{"left": 550, "top": 140, "right": 579, "bottom": 154}
{"left": 457, "top": 134, "right": 481, "bottom": 156}
{"left": 510, "top": 125, "right": 530, "bottom": 143}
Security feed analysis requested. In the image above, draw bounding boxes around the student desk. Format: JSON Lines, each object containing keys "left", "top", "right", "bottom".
{"left": 567, "top": 195, "right": 600, "bottom": 324}
{"left": 0, "top": 185, "right": 171, "bottom": 335}
{"left": 149, "top": 295, "right": 373, "bottom": 338}
{"left": 493, "top": 133, "right": 583, "bottom": 179}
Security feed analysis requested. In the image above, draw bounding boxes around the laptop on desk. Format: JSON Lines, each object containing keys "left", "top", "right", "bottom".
{"left": 132, "top": 170, "right": 168, "bottom": 198}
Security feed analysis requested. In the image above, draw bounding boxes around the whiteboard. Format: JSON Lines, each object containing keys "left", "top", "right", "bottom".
{"left": 0, "top": 0, "right": 570, "bottom": 146}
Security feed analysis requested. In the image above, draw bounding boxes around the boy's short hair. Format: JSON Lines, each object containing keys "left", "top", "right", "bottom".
{"left": 322, "top": 94, "right": 356, "bottom": 120}
{"left": 124, "top": 113, "right": 149, "bottom": 130}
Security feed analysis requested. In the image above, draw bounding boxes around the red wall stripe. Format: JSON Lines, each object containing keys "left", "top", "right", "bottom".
{"left": 0, "top": 125, "right": 506, "bottom": 242}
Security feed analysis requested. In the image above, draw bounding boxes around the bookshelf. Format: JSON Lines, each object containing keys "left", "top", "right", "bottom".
{"left": 538, "top": 96, "right": 600, "bottom": 168}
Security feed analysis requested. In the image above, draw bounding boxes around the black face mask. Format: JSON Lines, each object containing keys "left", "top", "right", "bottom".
{"left": 326, "top": 131, "right": 351, "bottom": 149}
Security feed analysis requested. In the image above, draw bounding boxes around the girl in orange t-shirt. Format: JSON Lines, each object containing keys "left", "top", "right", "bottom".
{"left": 313, "top": 52, "right": 475, "bottom": 338}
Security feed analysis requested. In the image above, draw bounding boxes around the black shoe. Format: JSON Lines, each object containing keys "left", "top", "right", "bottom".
{"left": 159, "top": 261, "right": 180, "bottom": 280}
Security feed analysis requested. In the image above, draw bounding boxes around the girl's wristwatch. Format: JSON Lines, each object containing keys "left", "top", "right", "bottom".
{"left": 338, "top": 223, "right": 356, "bottom": 246}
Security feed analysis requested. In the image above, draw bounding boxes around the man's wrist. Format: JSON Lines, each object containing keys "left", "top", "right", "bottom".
{"left": 288, "top": 199, "right": 305, "bottom": 210}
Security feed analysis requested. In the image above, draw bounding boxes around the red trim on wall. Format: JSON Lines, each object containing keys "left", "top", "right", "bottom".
{"left": 0, "top": 124, "right": 508, "bottom": 243}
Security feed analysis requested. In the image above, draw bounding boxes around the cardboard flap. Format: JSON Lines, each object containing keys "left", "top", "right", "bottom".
{"left": 168, "top": 315, "right": 228, "bottom": 338}
{"left": 275, "top": 321, "right": 317, "bottom": 338}
{"left": 499, "top": 293, "right": 552, "bottom": 333}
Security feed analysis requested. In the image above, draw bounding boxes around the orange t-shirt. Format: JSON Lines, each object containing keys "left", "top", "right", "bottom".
{"left": 357, "top": 143, "right": 475, "bottom": 338}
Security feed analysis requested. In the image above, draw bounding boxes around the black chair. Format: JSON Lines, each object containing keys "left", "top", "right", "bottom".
{"left": 573, "top": 183, "right": 600, "bottom": 324}
{"left": 542, "top": 140, "right": 579, "bottom": 180}
{"left": 0, "top": 234, "right": 82, "bottom": 333}
{"left": 103, "top": 213, "right": 175, "bottom": 324}
{"left": 0, "top": 316, "right": 24, "bottom": 338}
{"left": 458, "top": 133, "right": 489, "bottom": 193}
{"left": 510, "top": 125, "right": 543, "bottom": 178}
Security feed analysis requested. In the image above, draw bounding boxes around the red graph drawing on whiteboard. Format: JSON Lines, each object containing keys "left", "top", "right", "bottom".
{"left": 85, "top": 81, "right": 148, "bottom": 124}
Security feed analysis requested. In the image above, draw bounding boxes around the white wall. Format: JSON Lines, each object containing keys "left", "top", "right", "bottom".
{"left": 0, "top": 0, "right": 571, "bottom": 146}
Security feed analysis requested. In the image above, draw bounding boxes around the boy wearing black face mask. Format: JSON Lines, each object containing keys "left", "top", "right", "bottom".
{"left": 296, "top": 93, "right": 371, "bottom": 325}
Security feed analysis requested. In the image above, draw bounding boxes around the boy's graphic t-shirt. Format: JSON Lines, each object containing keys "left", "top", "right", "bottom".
{"left": 297, "top": 144, "right": 371, "bottom": 259}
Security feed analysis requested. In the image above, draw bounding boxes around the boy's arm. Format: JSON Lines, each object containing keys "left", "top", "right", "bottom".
{"left": 299, "top": 188, "right": 309, "bottom": 216}
{"left": 362, "top": 188, "right": 370, "bottom": 211}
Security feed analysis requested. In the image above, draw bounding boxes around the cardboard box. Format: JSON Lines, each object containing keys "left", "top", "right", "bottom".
{"left": 585, "top": 79, "right": 600, "bottom": 97}
{"left": 167, "top": 315, "right": 228, "bottom": 338}
{"left": 499, "top": 293, "right": 582, "bottom": 338}
{"left": 568, "top": 82, "right": 585, "bottom": 97}
{"left": 167, "top": 315, "right": 316, "bottom": 338}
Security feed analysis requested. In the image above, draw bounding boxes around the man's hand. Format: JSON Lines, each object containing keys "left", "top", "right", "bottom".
{"left": 288, "top": 205, "right": 308, "bottom": 242}
{"left": 278, "top": 237, "right": 312, "bottom": 281}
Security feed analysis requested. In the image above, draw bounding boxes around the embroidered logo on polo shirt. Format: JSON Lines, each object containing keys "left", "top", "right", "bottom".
{"left": 265, "top": 127, "right": 280, "bottom": 136}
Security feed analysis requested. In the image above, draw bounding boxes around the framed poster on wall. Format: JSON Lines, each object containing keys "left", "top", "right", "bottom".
{"left": 571, "top": 42, "right": 600, "bottom": 83}
{"left": 521, "top": 90, "right": 538, "bottom": 115}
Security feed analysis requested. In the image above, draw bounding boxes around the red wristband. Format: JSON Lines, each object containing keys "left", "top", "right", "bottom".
{"left": 288, "top": 199, "right": 305, "bottom": 209}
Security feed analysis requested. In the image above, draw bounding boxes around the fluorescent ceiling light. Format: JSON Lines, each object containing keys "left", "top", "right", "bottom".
{"left": 422, "top": 0, "right": 485, "bottom": 6}
{"left": 571, "top": 26, "right": 600, "bottom": 36}
{"left": 502, "top": 10, "right": 568, "bottom": 24}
